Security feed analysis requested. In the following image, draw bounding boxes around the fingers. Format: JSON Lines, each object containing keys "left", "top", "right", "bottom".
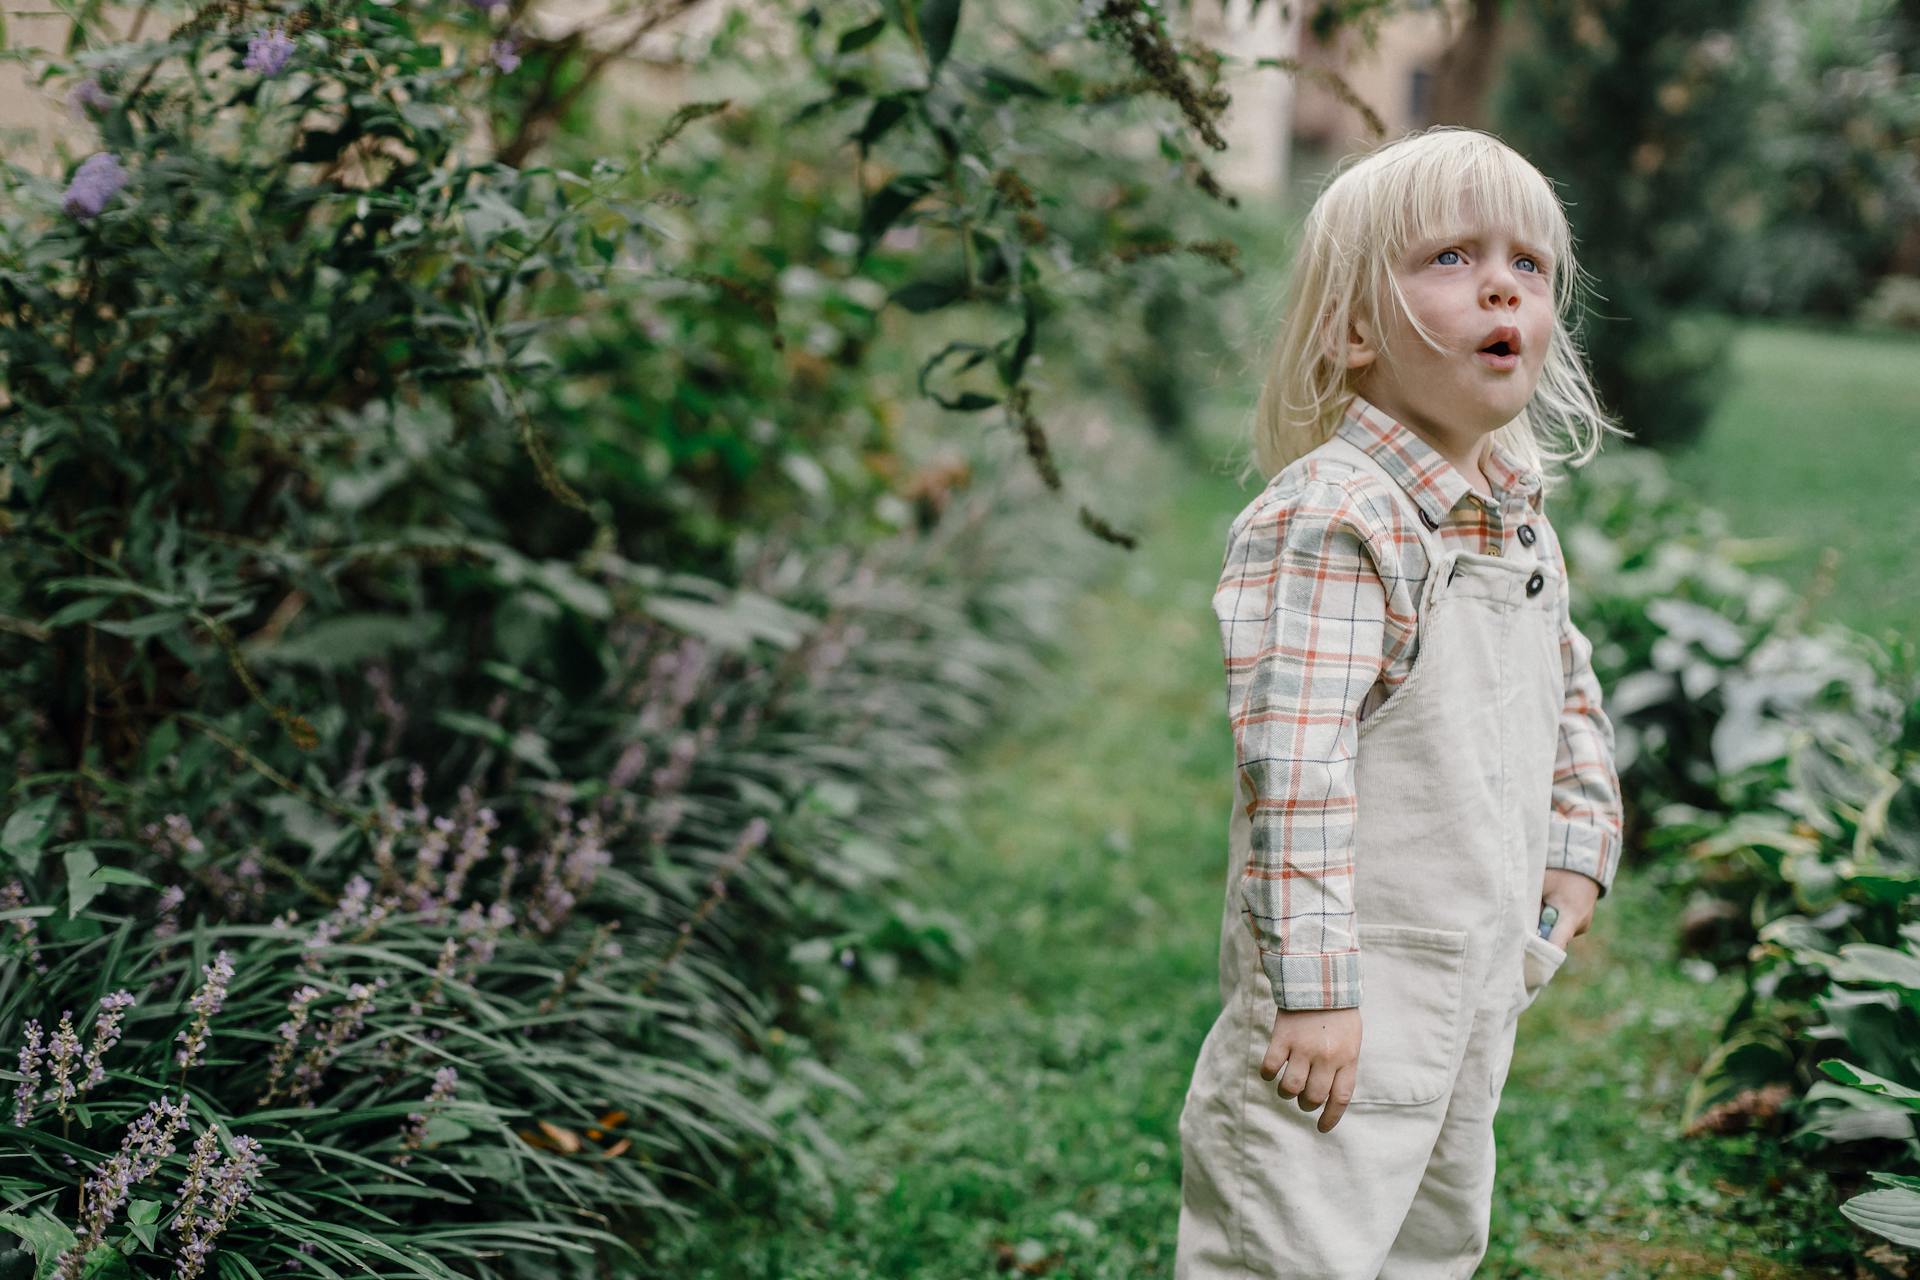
{"left": 1297, "top": 1056, "right": 1338, "bottom": 1112}
{"left": 1317, "top": 1064, "right": 1355, "bottom": 1133}
{"left": 1263, "top": 1009, "right": 1362, "bottom": 1133}
{"left": 1258, "top": 1035, "right": 1309, "bottom": 1098}
{"left": 1261, "top": 1049, "right": 1354, "bottom": 1132}
{"left": 1275, "top": 1053, "right": 1310, "bottom": 1102}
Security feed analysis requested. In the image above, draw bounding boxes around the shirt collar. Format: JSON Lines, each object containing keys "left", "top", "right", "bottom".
{"left": 1333, "top": 394, "right": 1543, "bottom": 527}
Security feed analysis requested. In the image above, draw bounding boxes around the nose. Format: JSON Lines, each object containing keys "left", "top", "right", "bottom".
{"left": 1485, "top": 260, "right": 1521, "bottom": 308}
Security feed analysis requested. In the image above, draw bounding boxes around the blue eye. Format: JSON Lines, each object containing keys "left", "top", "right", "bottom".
{"left": 1433, "top": 247, "right": 1547, "bottom": 272}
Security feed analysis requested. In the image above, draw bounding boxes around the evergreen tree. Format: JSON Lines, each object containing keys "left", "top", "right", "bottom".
{"left": 1497, "top": 0, "right": 1763, "bottom": 449}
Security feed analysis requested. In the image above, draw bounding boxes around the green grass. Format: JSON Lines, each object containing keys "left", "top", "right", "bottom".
{"left": 1667, "top": 319, "right": 1920, "bottom": 645}
{"left": 639, "top": 422, "right": 1869, "bottom": 1279}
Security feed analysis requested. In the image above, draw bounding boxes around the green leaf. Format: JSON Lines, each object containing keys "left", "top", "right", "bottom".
{"left": 141, "top": 718, "right": 181, "bottom": 773}
{"left": 124, "top": 1199, "right": 160, "bottom": 1250}
{"left": 79, "top": 1243, "right": 129, "bottom": 1277}
{"left": 92, "top": 610, "right": 190, "bottom": 639}
{"left": 41, "top": 596, "right": 114, "bottom": 629}
{"left": 917, "top": 0, "right": 961, "bottom": 72}
{"left": 0, "top": 1211, "right": 76, "bottom": 1274}
{"left": 1838, "top": 1185, "right": 1920, "bottom": 1248}
{"left": 889, "top": 279, "right": 963, "bottom": 313}
{"left": 979, "top": 65, "right": 1049, "bottom": 99}
{"left": 856, "top": 174, "right": 936, "bottom": 258}
{"left": 434, "top": 713, "right": 559, "bottom": 777}
{"left": 837, "top": 17, "right": 887, "bottom": 52}
{"left": 2, "top": 795, "right": 58, "bottom": 876}
{"left": 88, "top": 867, "right": 155, "bottom": 889}
{"left": 422, "top": 1115, "right": 471, "bottom": 1144}
{"left": 249, "top": 613, "right": 444, "bottom": 669}
{"left": 1831, "top": 942, "right": 1920, "bottom": 988}
{"left": 1679, "top": 1026, "right": 1796, "bottom": 1130}
{"left": 854, "top": 96, "right": 910, "bottom": 151}
{"left": 64, "top": 846, "right": 103, "bottom": 918}
{"left": 1818, "top": 1058, "right": 1920, "bottom": 1106}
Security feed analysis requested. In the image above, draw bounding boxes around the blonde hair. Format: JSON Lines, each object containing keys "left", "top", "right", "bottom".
{"left": 1242, "top": 125, "right": 1629, "bottom": 492}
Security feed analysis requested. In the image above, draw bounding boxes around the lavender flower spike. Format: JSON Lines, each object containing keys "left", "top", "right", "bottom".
{"left": 176, "top": 950, "right": 235, "bottom": 1070}
{"left": 84, "top": 990, "right": 136, "bottom": 1091}
{"left": 175, "top": 1134, "right": 266, "bottom": 1280}
{"left": 243, "top": 26, "right": 296, "bottom": 77}
{"left": 57, "top": 1094, "right": 190, "bottom": 1280}
{"left": 13, "top": 1019, "right": 44, "bottom": 1127}
{"left": 489, "top": 37, "right": 521, "bottom": 73}
{"left": 61, "top": 152, "right": 126, "bottom": 221}
{"left": 42, "top": 1011, "right": 80, "bottom": 1118}
{"left": 172, "top": 1126, "right": 222, "bottom": 1237}
{"left": 393, "top": 1065, "right": 459, "bottom": 1165}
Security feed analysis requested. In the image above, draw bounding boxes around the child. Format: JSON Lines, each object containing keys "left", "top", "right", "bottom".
{"left": 1176, "top": 126, "right": 1630, "bottom": 1279}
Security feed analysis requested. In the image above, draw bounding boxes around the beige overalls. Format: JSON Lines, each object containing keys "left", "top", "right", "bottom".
{"left": 1176, "top": 432, "right": 1572, "bottom": 1279}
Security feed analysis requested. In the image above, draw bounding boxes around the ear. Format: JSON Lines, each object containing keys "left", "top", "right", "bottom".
{"left": 1343, "top": 314, "right": 1379, "bottom": 372}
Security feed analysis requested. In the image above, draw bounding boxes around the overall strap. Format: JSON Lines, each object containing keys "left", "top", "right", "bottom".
{"left": 1314, "top": 432, "right": 1449, "bottom": 572}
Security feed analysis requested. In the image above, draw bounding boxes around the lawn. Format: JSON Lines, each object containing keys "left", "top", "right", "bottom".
{"left": 638, "top": 403, "right": 1871, "bottom": 1278}
{"left": 1666, "top": 319, "right": 1920, "bottom": 645}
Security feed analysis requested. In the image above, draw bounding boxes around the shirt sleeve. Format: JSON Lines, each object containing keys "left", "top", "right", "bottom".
{"left": 1538, "top": 514, "right": 1625, "bottom": 896}
{"left": 1213, "top": 479, "right": 1389, "bottom": 1011}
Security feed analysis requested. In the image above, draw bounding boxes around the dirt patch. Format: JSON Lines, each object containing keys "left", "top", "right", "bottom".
{"left": 1519, "top": 1233, "right": 1827, "bottom": 1279}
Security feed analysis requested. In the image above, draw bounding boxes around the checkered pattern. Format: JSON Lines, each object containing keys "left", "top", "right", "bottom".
{"left": 1213, "top": 395, "right": 1624, "bottom": 1010}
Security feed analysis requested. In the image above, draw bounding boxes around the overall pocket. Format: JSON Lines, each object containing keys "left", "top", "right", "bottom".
{"left": 1348, "top": 922, "right": 1471, "bottom": 1106}
{"left": 1521, "top": 932, "right": 1567, "bottom": 1010}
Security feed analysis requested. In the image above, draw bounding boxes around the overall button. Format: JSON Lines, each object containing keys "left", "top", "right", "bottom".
{"left": 1526, "top": 571, "right": 1545, "bottom": 597}
{"left": 1517, "top": 524, "right": 1536, "bottom": 547}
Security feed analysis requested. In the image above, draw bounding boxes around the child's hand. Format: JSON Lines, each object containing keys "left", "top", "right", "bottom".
{"left": 1261, "top": 1007, "right": 1362, "bottom": 1133}
{"left": 1540, "top": 868, "right": 1601, "bottom": 948}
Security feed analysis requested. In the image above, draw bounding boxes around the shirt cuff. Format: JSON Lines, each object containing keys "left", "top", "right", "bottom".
{"left": 1546, "top": 820, "right": 1620, "bottom": 897}
{"left": 1260, "top": 948, "right": 1362, "bottom": 1010}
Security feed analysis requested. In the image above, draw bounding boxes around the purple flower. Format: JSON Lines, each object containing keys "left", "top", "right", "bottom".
{"left": 243, "top": 26, "right": 296, "bottom": 77}
{"left": 287, "top": 980, "right": 384, "bottom": 1106}
{"left": 174, "top": 1132, "right": 265, "bottom": 1279}
{"left": 488, "top": 36, "right": 521, "bottom": 73}
{"left": 176, "top": 950, "right": 235, "bottom": 1070}
{"left": 43, "top": 1011, "right": 80, "bottom": 1118}
{"left": 83, "top": 990, "right": 135, "bottom": 1091}
{"left": 57, "top": 1094, "right": 190, "bottom": 1279}
{"left": 67, "top": 78, "right": 113, "bottom": 117}
{"left": 162, "top": 814, "right": 204, "bottom": 856}
{"left": 394, "top": 1065, "right": 459, "bottom": 1164}
{"left": 13, "top": 1019, "right": 44, "bottom": 1127}
{"left": 258, "top": 984, "right": 322, "bottom": 1106}
{"left": 440, "top": 802, "right": 497, "bottom": 908}
{"left": 465, "top": 0, "right": 508, "bottom": 9}
{"left": 61, "top": 152, "right": 126, "bottom": 221}
{"left": 172, "top": 1126, "right": 222, "bottom": 1236}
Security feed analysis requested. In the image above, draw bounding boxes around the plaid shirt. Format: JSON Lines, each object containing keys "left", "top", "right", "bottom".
{"left": 1213, "top": 395, "right": 1624, "bottom": 1011}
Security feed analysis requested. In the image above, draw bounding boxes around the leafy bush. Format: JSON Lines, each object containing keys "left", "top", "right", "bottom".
{"left": 1552, "top": 446, "right": 1920, "bottom": 1253}
{"left": 1717, "top": 0, "right": 1920, "bottom": 319}
{"left": 0, "top": 0, "right": 1264, "bottom": 1269}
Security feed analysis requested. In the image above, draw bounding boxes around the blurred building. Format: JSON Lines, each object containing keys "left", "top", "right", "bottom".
{"left": 1189, "top": 0, "right": 1509, "bottom": 198}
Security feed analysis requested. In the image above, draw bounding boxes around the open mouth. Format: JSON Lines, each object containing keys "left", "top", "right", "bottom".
{"left": 1476, "top": 327, "right": 1522, "bottom": 368}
